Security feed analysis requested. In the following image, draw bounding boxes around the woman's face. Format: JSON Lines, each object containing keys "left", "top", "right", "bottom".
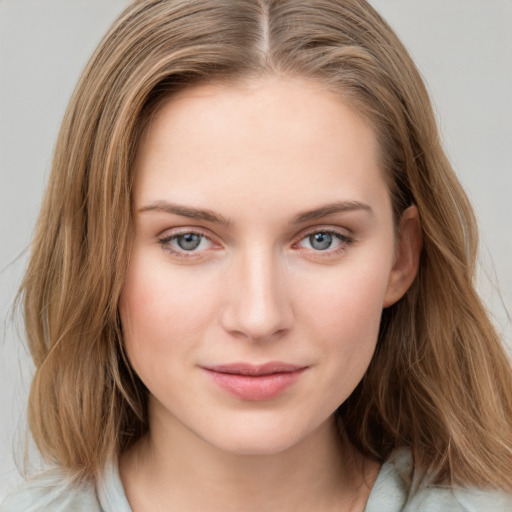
{"left": 120, "top": 78, "right": 416, "bottom": 455}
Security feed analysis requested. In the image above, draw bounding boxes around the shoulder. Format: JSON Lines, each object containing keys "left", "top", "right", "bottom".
{"left": 407, "top": 485, "right": 512, "bottom": 512}
{"left": 365, "top": 448, "right": 512, "bottom": 512}
{"left": 1, "top": 460, "right": 132, "bottom": 512}
{"left": 0, "top": 467, "right": 100, "bottom": 512}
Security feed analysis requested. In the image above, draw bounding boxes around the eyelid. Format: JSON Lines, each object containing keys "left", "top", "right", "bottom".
{"left": 156, "top": 224, "right": 354, "bottom": 259}
{"left": 157, "top": 227, "right": 221, "bottom": 258}
{"left": 291, "top": 226, "right": 354, "bottom": 256}
{"left": 157, "top": 224, "right": 214, "bottom": 238}
{"left": 293, "top": 225, "right": 353, "bottom": 243}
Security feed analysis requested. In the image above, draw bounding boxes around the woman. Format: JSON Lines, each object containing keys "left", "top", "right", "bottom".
{"left": 2, "top": 0, "right": 512, "bottom": 510}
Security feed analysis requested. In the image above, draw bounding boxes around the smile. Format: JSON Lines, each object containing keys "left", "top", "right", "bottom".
{"left": 201, "top": 362, "right": 308, "bottom": 401}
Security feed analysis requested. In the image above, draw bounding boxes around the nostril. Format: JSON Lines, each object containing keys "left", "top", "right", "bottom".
{"left": 219, "top": 303, "right": 293, "bottom": 342}
{"left": 273, "top": 328, "right": 288, "bottom": 339}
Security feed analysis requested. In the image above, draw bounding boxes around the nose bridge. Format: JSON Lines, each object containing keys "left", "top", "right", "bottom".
{"left": 221, "top": 243, "right": 292, "bottom": 341}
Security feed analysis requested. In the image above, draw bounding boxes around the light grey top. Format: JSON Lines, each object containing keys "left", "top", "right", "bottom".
{"left": 2, "top": 449, "right": 511, "bottom": 511}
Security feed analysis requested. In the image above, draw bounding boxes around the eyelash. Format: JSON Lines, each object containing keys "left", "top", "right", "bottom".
{"left": 158, "top": 228, "right": 216, "bottom": 259}
{"left": 294, "top": 228, "right": 353, "bottom": 257}
{"left": 157, "top": 227, "right": 354, "bottom": 259}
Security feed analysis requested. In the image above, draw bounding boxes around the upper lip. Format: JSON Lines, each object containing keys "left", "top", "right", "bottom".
{"left": 202, "top": 362, "right": 306, "bottom": 376}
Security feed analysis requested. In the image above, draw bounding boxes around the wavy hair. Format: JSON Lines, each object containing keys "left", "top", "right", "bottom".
{"left": 20, "top": 0, "right": 512, "bottom": 489}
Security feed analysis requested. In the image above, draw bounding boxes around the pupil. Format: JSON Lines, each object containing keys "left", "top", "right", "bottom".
{"left": 310, "top": 232, "right": 332, "bottom": 250}
{"left": 178, "top": 233, "right": 201, "bottom": 250}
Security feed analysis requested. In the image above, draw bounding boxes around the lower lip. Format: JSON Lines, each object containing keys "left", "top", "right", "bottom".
{"left": 203, "top": 368, "right": 306, "bottom": 401}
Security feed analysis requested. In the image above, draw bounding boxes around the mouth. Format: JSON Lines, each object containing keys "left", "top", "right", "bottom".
{"left": 201, "top": 362, "right": 308, "bottom": 401}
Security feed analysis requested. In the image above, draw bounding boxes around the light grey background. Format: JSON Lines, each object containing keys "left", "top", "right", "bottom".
{"left": 1, "top": 0, "right": 511, "bottom": 499}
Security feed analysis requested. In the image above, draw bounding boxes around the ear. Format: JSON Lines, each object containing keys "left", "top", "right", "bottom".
{"left": 383, "top": 205, "right": 422, "bottom": 308}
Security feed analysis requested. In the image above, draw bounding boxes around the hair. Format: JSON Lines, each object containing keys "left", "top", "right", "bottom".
{"left": 19, "top": 0, "right": 512, "bottom": 490}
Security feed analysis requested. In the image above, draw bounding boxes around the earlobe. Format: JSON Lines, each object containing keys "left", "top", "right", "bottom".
{"left": 383, "top": 205, "right": 422, "bottom": 308}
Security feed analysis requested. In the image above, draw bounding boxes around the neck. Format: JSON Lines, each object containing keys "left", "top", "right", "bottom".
{"left": 120, "top": 410, "right": 380, "bottom": 512}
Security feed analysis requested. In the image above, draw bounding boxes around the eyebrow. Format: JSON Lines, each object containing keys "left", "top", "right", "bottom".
{"left": 290, "top": 201, "right": 373, "bottom": 224}
{"left": 138, "top": 199, "right": 372, "bottom": 226}
{"left": 138, "top": 200, "right": 231, "bottom": 225}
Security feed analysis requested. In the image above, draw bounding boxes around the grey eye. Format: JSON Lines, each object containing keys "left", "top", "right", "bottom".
{"left": 308, "top": 232, "right": 333, "bottom": 250}
{"left": 176, "top": 233, "right": 202, "bottom": 251}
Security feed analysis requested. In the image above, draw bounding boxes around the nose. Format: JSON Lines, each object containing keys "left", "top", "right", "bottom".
{"left": 219, "top": 246, "right": 294, "bottom": 342}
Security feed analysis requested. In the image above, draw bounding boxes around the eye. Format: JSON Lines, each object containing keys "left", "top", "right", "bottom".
{"left": 159, "top": 231, "right": 213, "bottom": 255}
{"left": 174, "top": 233, "right": 203, "bottom": 251}
{"left": 297, "top": 230, "right": 352, "bottom": 252}
{"left": 305, "top": 232, "right": 335, "bottom": 251}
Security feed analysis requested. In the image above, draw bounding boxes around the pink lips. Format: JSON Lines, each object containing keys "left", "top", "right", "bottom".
{"left": 202, "top": 362, "right": 307, "bottom": 401}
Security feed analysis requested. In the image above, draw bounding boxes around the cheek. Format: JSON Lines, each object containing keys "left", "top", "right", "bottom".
{"left": 119, "top": 253, "right": 220, "bottom": 369}
{"left": 294, "top": 255, "right": 393, "bottom": 392}
{"left": 299, "top": 256, "right": 391, "bottom": 334}
{"left": 320, "top": 283, "right": 384, "bottom": 369}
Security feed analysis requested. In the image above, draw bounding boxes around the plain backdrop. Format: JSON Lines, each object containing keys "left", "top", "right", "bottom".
{"left": 1, "top": 0, "right": 511, "bottom": 499}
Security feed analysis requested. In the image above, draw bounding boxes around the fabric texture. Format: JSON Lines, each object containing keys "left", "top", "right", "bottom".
{"left": 2, "top": 449, "right": 511, "bottom": 511}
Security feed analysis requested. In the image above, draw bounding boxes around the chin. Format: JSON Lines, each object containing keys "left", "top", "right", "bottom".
{"left": 210, "top": 433, "right": 304, "bottom": 457}
{"left": 197, "top": 414, "right": 327, "bottom": 457}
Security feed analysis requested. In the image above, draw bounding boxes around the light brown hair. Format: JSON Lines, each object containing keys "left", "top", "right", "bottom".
{"left": 20, "top": 0, "right": 512, "bottom": 489}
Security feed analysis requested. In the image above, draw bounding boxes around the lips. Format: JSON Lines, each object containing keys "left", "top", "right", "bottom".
{"left": 201, "top": 362, "right": 307, "bottom": 401}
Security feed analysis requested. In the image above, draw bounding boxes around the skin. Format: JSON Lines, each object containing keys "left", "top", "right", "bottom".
{"left": 119, "top": 77, "right": 421, "bottom": 512}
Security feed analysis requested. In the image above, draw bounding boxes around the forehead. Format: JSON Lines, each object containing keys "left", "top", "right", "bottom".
{"left": 133, "top": 78, "right": 388, "bottom": 218}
